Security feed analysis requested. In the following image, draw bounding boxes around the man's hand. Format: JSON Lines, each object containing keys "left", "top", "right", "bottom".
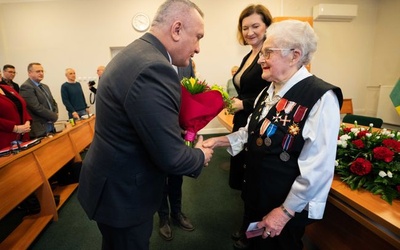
{"left": 195, "top": 135, "right": 213, "bottom": 166}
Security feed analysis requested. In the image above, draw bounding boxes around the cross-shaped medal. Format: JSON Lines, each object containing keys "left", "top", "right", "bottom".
{"left": 273, "top": 112, "right": 281, "bottom": 122}
{"left": 281, "top": 115, "right": 291, "bottom": 126}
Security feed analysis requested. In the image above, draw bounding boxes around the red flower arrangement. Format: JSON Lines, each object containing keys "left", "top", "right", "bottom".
{"left": 336, "top": 123, "right": 400, "bottom": 204}
{"left": 179, "top": 77, "right": 232, "bottom": 146}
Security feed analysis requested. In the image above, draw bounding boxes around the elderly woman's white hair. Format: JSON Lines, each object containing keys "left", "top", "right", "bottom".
{"left": 266, "top": 20, "right": 318, "bottom": 66}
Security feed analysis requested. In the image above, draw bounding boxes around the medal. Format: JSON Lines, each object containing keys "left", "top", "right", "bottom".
{"left": 288, "top": 105, "right": 308, "bottom": 135}
{"left": 273, "top": 98, "right": 288, "bottom": 122}
{"left": 284, "top": 101, "right": 297, "bottom": 114}
{"left": 288, "top": 124, "right": 300, "bottom": 136}
{"left": 275, "top": 101, "right": 308, "bottom": 161}
{"left": 293, "top": 105, "right": 308, "bottom": 123}
{"left": 280, "top": 151, "right": 290, "bottom": 161}
{"left": 280, "top": 134, "right": 294, "bottom": 161}
{"left": 280, "top": 115, "right": 291, "bottom": 126}
{"left": 264, "top": 137, "right": 272, "bottom": 146}
{"left": 256, "top": 118, "right": 270, "bottom": 147}
{"left": 280, "top": 101, "right": 296, "bottom": 126}
{"left": 259, "top": 119, "right": 270, "bottom": 136}
{"left": 256, "top": 137, "right": 263, "bottom": 146}
{"left": 264, "top": 121, "right": 277, "bottom": 147}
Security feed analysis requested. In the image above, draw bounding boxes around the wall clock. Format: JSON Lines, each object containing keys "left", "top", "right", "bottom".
{"left": 132, "top": 12, "right": 150, "bottom": 32}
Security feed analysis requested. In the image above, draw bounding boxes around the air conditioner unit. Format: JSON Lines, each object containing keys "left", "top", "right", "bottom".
{"left": 313, "top": 4, "right": 358, "bottom": 22}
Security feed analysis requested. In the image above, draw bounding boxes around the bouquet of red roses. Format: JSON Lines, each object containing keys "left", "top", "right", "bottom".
{"left": 336, "top": 123, "right": 400, "bottom": 204}
{"left": 179, "top": 77, "right": 231, "bottom": 146}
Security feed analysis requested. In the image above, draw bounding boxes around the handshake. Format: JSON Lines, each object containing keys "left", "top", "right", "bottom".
{"left": 194, "top": 135, "right": 229, "bottom": 167}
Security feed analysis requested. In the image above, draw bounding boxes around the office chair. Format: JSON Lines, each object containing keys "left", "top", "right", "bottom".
{"left": 342, "top": 114, "right": 383, "bottom": 128}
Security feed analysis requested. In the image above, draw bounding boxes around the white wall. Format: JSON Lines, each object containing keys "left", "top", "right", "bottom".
{"left": 0, "top": 0, "right": 399, "bottom": 132}
{"left": 367, "top": 0, "right": 400, "bottom": 120}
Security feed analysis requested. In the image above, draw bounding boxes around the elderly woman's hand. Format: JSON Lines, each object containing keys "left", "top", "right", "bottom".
{"left": 256, "top": 206, "right": 293, "bottom": 238}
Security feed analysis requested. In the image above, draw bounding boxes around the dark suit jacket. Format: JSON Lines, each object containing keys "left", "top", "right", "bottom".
{"left": 19, "top": 78, "right": 58, "bottom": 138}
{"left": 78, "top": 33, "right": 204, "bottom": 228}
{"left": 0, "top": 85, "right": 31, "bottom": 148}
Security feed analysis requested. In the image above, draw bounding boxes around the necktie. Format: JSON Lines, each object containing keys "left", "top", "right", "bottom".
{"left": 38, "top": 84, "right": 53, "bottom": 111}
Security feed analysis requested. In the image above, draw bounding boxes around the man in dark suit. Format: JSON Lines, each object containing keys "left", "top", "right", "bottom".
{"left": 77, "top": 1, "right": 211, "bottom": 249}
{"left": 20, "top": 62, "right": 58, "bottom": 138}
{"left": 158, "top": 59, "right": 196, "bottom": 241}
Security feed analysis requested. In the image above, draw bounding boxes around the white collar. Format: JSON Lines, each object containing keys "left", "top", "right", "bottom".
{"left": 268, "top": 66, "right": 312, "bottom": 97}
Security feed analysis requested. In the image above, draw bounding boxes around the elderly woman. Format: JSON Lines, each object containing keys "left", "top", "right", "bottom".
{"left": 204, "top": 20, "right": 343, "bottom": 250}
{"left": 0, "top": 84, "right": 31, "bottom": 149}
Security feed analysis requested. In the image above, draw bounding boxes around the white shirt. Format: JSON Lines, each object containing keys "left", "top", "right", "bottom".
{"left": 226, "top": 66, "right": 340, "bottom": 219}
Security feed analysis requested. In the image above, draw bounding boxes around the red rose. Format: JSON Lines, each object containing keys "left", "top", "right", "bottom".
{"left": 350, "top": 158, "right": 372, "bottom": 176}
{"left": 373, "top": 146, "right": 394, "bottom": 163}
{"left": 382, "top": 139, "right": 400, "bottom": 153}
{"left": 397, "top": 185, "right": 400, "bottom": 194}
{"left": 351, "top": 139, "right": 364, "bottom": 149}
{"left": 343, "top": 127, "right": 351, "bottom": 134}
{"left": 357, "top": 131, "right": 367, "bottom": 138}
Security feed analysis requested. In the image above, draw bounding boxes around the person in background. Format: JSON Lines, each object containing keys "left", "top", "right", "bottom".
{"left": 203, "top": 20, "right": 343, "bottom": 250}
{"left": 20, "top": 63, "right": 58, "bottom": 138}
{"left": 228, "top": 4, "right": 273, "bottom": 249}
{"left": 61, "top": 68, "right": 90, "bottom": 119}
{"left": 1, "top": 64, "right": 20, "bottom": 93}
{"left": 0, "top": 84, "right": 31, "bottom": 149}
{"left": 158, "top": 58, "right": 196, "bottom": 241}
{"left": 77, "top": 1, "right": 212, "bottom": 249}
{"left": 88, "top": 65, "right": 105, "bottom": 94}
{"left": 88, "top": 65, "right": 105, "bottom": 105}
{"left": 226, "top": 65, "right": 239, "bottom": 97}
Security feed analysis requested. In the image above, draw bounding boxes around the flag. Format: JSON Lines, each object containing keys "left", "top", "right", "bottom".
{"left": 390, "top": 78, "right": 400, "bottom": 116}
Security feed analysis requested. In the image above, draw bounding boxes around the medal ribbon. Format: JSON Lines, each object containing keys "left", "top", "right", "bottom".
{"left": 284, "top": 101, "right": 297, "bottom": 114}
{"left": 259, "top": 118, "right": 271, "bottom": 136}
{"left": 273, "top": 98, "right": 287, "bottom": 122}
{"left": 265, "top": 123, "right": 277, "bottom": 137}
{"left": 282, "top": 134, "right": 294, "bottom": 152}
{"left": 275, "top": 98, "right": 287, "bottom": 112}
{"left": 293, "top": 105, "right": 308, "bottom": 123}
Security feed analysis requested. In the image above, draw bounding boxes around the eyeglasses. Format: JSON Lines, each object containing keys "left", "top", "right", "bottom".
{"left": 259, "top": 48, "right": 294, "bottom": 60}
{"left": 5, "top": 71, "right": 16, "bottom": 74}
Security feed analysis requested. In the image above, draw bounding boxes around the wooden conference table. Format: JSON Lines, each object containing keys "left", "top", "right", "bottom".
{"left": 0, "top": 116, "right": 95, "bottom": 250}
{"left": 217, "top": 110, "right": 400, "bottom": 249}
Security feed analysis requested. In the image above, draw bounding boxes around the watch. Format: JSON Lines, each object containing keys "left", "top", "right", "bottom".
{"left": 132, "top": 12, "right": 150, "bottom": 32}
